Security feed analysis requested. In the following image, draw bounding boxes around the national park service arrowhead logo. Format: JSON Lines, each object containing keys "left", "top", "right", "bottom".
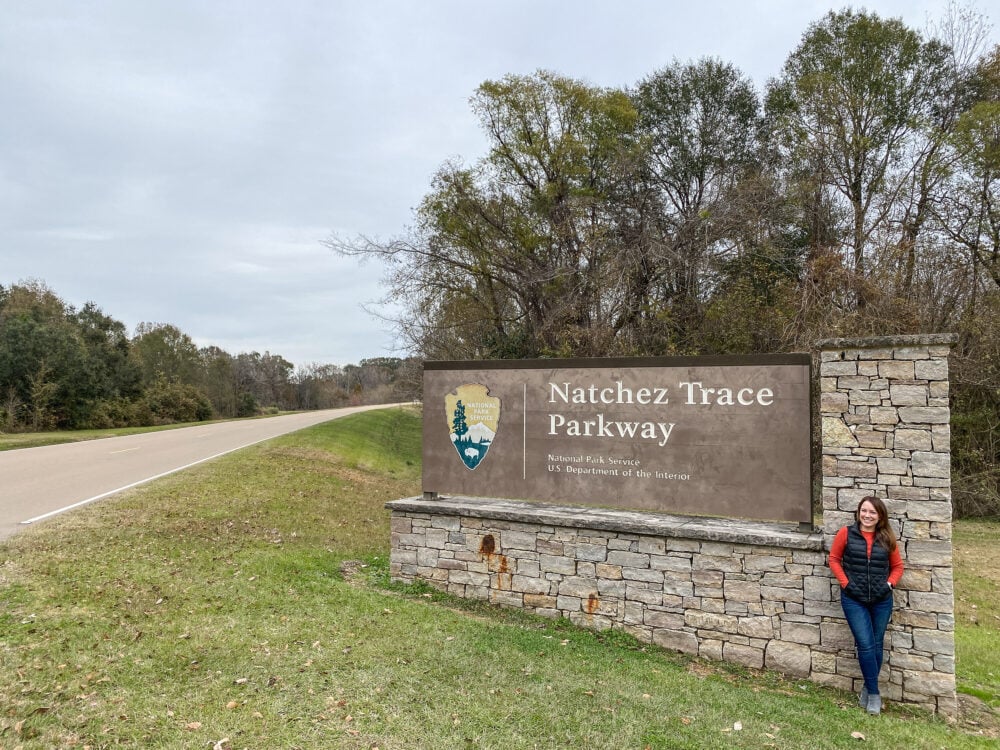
{"left": 446, "top": 383, "right": 500, "bottom": 470}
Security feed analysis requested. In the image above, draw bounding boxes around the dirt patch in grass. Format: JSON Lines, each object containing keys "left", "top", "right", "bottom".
{"left": 685, "top": 659, "right": 717, "bottom": 679}
{"left": 956, "top": 694, "right": 1000, "bottom": 739}
{"left": 338, "top": 558, "right": 371, "bottom": 582}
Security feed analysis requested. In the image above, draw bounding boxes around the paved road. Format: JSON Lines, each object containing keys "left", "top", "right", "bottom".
{"left": 0, "top": 405, "right": 395, "bottom": 541}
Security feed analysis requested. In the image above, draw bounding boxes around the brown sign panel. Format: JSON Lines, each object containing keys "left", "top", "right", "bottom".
{"left": 422, "top": 355, "right": 812, "bottom": 523}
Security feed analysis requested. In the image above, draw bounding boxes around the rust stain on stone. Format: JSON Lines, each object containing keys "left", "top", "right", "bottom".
{"left": 496, "top": 567, "right": 512, "bottom": 590}
{"left": 585, "top": 593, "right": 600, "bottom": 614}
{"left": 478, "top": 534, "right": 511, "bottom": 590}
{"left": 494, "top": 554, "right": 512, "bottom": 590}
{"left": 479, "top": 534, "right": 496, "bottom": 555}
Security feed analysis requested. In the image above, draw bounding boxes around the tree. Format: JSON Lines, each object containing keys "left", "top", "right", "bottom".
{"left": 259, "top": 351, "right": 294, "bottom": 408}
{"left": 199, "top": 345, "right": 238, "bottom": 417}
{"left": 937, "top": 45, "right": 1000, "bottom": 291}
{"left": 766, "top": 9, "right": 953, "bottom": 306}
{"left": 294, "top": 362, "right": 349, "bottom": 410}
{"left": 329, "top": 70, "right": 643, "bottom": 359}
{"left": 631, "top": 58, "right": 764, "bottom": 350}
{"left": 27, "top": 359, "right": 58, "bottom": 430}
{"left": 0, "top": 281, "right": 86, "bottom": 428}
{"left": 451, "top": 399, "right": 468, "bottom": 438}
{"left": 131, "top": 322, "right": 202, "bottom": 387}
{"left": 890, "top": 2, "right": 994, "bottom": 297}
{"left": 230, "top": 351, "right": 294, "bottom": 411}
{"left": 75, "top": 302, "right": 143, "bottom": 404}
{"left": 140, "top": 376, "right": 213, "bottom": 424}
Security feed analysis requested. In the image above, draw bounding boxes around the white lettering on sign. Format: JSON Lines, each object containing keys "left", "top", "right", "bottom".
{"left": 549, "top": 381, "right": 775, "bottom": 408}
{"left": 544, "top": 378, "right": 777, "bottom": 448}
{"left": 548, "top": 413, "right": 676, "bottom": 447}
{"left": 677, "top": 381, "right": 774, "bottom": 406}
{"left": 548, "top": 381, "right": 670, "bottom": 405}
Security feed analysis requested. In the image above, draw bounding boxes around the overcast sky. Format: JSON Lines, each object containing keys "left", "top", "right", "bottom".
{"left": 2, "top": 1, "right": 993, "bottom": 367}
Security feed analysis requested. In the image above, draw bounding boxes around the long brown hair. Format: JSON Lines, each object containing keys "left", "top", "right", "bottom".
{"left": 856, "top": 496, "right": 897, "bottom": 553}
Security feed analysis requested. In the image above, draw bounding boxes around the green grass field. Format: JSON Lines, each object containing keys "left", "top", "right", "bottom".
{"left": 0, "top": 412, "right": 297, "bottom": 452}
{"left": 0, "top": 422, "right": 198, "bottom": 451}
{"left": 1, "top": 406, "right": 996, "bottom": 748}
{"left": 953, "top": 519, "right": 1000, "bottom": 711}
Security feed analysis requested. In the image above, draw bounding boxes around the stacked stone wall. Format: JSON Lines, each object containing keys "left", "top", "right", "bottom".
{"left": 388, "top": 334, "right": 958, "bottom": 715}
{"left": 389, "top": 501, "right": 828, "bottom": 677}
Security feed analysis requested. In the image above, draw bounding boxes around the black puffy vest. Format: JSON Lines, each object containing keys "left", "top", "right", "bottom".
{"left": 841, "top": 523, "right": 892, "bottom": 604}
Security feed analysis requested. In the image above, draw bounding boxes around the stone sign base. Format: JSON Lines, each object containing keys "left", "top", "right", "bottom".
{"left": 387, "top": 495, "right": 955, "bottom": 715}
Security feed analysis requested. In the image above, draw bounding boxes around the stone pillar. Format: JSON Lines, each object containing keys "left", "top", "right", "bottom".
{"left": 818, "top": 333, "right": 958, "bottom": 714}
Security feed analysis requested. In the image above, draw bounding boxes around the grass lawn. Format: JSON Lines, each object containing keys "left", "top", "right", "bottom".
{"left": 0, "top": 423, "right": 200, "bottom": 451}
{"left": 1, "top": 406, "right": 996, "bottom": 748}
{"left": 953, "top": 519, "right": 1000, "bottom": 711}
{"left": 0, "top": 411, "right": 299, "bottom": 451}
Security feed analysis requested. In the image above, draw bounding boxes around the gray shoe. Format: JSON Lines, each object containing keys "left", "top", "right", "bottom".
{"left": 866, "top": 694, "right": 881, "bottom": 715}
{"left": 859, "top": 686, "right": 868, "bottom": 707}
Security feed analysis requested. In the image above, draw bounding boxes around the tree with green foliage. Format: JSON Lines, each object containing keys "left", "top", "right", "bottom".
{"left": 139, "top": 375, "right": 213, "bottom": 424}
{"left": 766, "top": 9, "right": 953, "bottom": 307}
{"left": 1, "top": 282, "right": 98, "bottom": 428}
{"left": 330, "top": 70, "right": 644, "bottom": 358}
{"left": 75, "top": 302, "right": 143, "bottom": 406}
{"left": 935, "top": 41, "right": 1000, "bottom": 515}
{"left": 0, "top": 280, "right": 411, "bottom": 430}
{"left": 938, "top": 45, "right": 1000, "bottom": 292}
{"left": 198, "top": 345, "right": 239, "bottom": 417}
{"left": 0, "top": 282, "right": 144, "bottom": 428}
{"left": 631, "top": 58, "right": 765, "bottom": 351}
{"left": 451, "top": 399, "right": 468, "bottom": 438}
{"left": 131, "top": 322, "right": 202, "bottom": 388}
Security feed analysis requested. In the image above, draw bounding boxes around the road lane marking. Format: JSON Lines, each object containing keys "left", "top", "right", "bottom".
{"left": 20, "top": 434, "right": 283, "bottom": 526}
{"left": 110, "top": 447, "right": 140, "bottom": 454}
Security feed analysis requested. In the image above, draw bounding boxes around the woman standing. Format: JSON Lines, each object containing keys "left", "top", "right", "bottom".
{"left": 828, "top": 496, "right": 904, "bottom": 715}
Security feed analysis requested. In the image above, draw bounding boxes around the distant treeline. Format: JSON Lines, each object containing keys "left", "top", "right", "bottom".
{"left": 0, "top": 280, "right": 418, "bottom": 431}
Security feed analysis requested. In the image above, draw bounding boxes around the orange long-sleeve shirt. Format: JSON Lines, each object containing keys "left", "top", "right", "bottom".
{"left": 828, "top": 526, "right": 904, "bottom": 589}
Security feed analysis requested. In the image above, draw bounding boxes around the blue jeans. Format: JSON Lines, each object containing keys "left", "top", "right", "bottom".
{"left": 840, "top": 591, "right": 894, "bottom": 695}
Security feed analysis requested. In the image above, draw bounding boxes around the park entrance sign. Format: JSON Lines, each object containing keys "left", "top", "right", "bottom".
{"left": 422, "top": 354, "right": 812, "bottom": 523}
{"left": 395, "top": 335, "right": 960, "bottom": 715}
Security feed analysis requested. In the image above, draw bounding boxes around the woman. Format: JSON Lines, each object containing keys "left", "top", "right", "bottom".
{"left": 828, "top": 496, "right": 904, "bottom": 715}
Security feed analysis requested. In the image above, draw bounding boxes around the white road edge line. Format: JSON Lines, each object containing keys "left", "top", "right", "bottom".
{"left": 20, "top": 434, "right": 280, "bottom": 526}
